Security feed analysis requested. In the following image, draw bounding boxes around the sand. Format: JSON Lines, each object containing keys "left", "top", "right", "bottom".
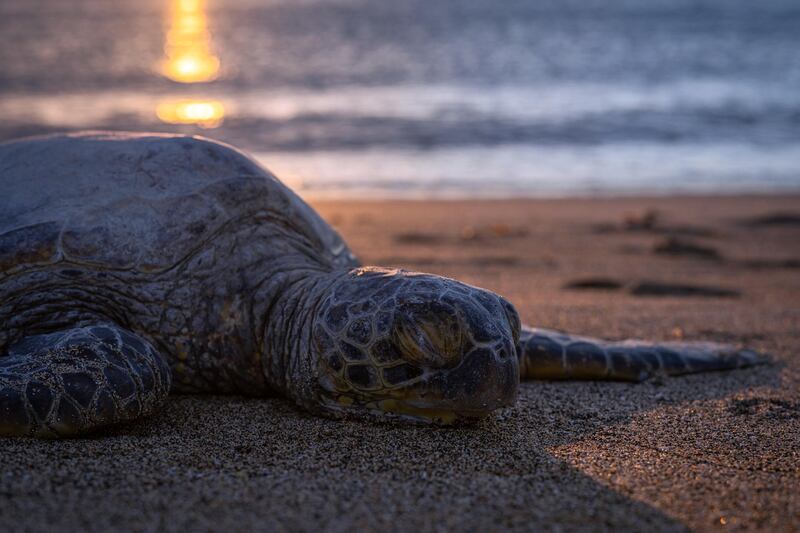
{"left": 1, "top": 195, "right": 798, "bottom": 532}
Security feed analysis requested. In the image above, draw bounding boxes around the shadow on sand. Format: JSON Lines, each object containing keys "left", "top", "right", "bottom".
{"left": 0, "top": 361, "right": 783, "bottom": 531}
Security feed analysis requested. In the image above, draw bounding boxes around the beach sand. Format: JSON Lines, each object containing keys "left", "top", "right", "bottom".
{"left": 1, "top": 195, "right": 798, "bottom": 532}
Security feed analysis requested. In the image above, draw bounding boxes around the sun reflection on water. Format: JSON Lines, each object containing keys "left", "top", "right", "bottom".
{"left": 157, "top": 0, "right": 225, "bottom": 128}
{"left": 156, "top": 99, "right": 225, "bottom": 128}
{"left": 161, "top": 0, "right": 220, "bottom": 83}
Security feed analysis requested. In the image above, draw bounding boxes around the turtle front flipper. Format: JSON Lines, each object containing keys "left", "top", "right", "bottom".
{"left": 518, "top": 327, "right": 767, "bottom": 382}
{"left": 0, "top": 324, "right": 171, "bottom": 437}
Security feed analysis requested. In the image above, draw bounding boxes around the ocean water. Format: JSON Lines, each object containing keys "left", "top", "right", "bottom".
{"left": 1, "top": 0, "right": 798, "bottom": 198}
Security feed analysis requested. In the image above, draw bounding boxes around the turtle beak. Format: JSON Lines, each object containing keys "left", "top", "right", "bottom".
{"left": 373, "top": 342, "right": 519, "bottom": 424}
{"left": 421, "top": 344, "right": 519, "bottom": 412}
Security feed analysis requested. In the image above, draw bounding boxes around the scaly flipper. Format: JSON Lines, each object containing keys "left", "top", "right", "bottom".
{"left": 0, "top": 324, "right": 171, "bottom": 437}
{"left": 518, "top": 327, "right": 766, "bottom": 382}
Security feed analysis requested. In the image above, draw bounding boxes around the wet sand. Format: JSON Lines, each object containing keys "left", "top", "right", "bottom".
{"left": 2, "top": 195, "right": 799, "bottom": 532}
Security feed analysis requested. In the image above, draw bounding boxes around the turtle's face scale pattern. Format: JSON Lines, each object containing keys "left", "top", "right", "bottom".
{"left": 312, "top": 268, "right": 521, "bottom": 424}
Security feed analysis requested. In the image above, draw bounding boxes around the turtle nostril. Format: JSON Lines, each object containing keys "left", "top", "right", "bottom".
{"left": 499, "top": 297, "right": 521, "bottom": 345}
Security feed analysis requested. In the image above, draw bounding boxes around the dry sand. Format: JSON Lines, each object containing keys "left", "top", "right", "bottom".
{"left": 1, "top": 195, "right": 799, "bottom": 532}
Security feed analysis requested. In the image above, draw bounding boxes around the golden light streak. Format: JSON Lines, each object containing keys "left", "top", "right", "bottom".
{"left": 161, "top": 0, "right": 220, "bottom": 83}
{"left": 156, "top": 0, "right": 225, "bottom": 127}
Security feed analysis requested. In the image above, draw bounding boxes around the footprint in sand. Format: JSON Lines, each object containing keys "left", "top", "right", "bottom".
{"left": 740, "top": 212, "right": 800, "bottom": 227}
{"left": 728, "top": 398, "right": 800, "bottom": 421}
{"left": 652, "top": 237, "right": 722, "bottom": 260}
{"left": 563, "top": 278, "right": 741, "bottom": 298}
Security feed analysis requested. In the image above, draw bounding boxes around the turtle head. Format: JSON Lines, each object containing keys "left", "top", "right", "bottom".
{"left": 311, "top": 267, "right": 520, "bottom": 424}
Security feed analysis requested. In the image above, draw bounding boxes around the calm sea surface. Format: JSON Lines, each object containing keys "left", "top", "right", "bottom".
{"left": 1, "top": 0, "right": 799, "bottom": 198}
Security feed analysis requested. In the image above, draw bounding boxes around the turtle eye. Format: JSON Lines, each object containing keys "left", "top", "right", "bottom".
{"left": 393, "top": 302, "right": 464, "bottom": 369}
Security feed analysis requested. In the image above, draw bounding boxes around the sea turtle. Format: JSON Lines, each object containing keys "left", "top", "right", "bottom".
{"left": 0, "top": 132, "right": 764, "bottom": 437}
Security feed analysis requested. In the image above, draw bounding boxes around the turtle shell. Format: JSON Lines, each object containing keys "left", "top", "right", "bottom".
{"left": 0, "top": 132, "right": 355, "bottom": 274}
